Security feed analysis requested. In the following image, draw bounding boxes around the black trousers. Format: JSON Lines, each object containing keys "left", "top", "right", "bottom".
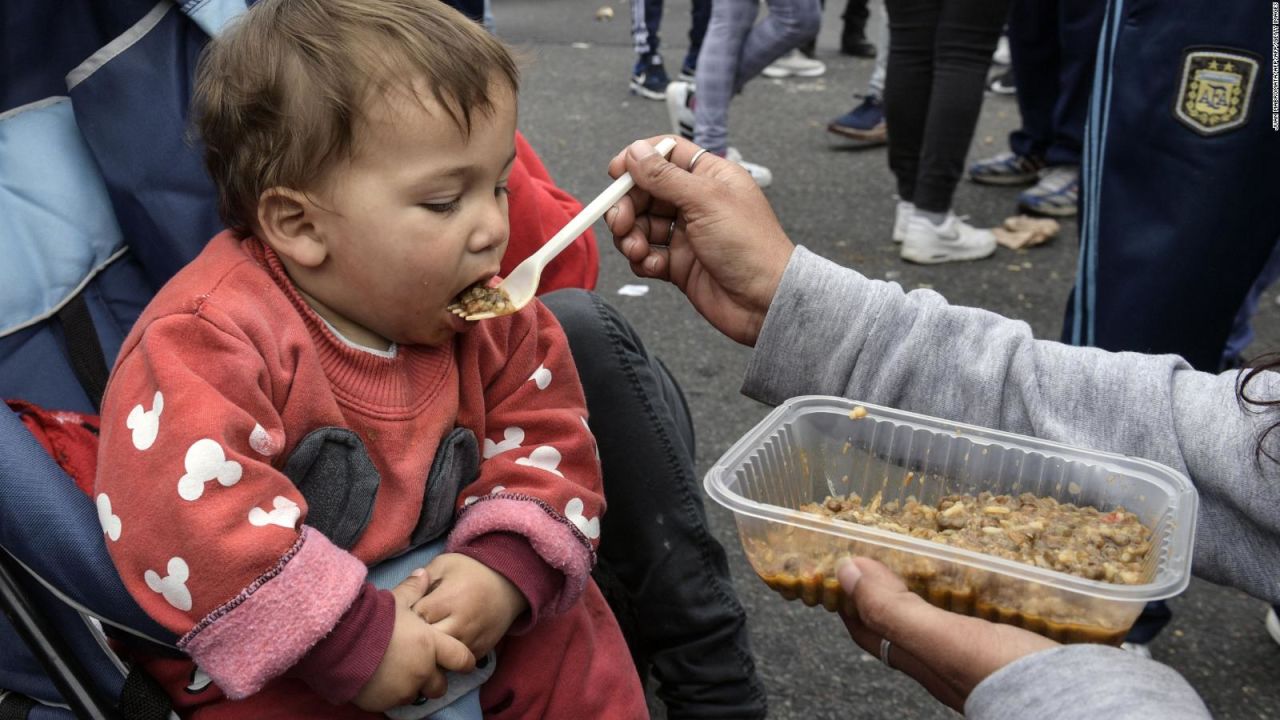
{"left": 544, "top": 290, "right": 767, "bottom": 720}
{"left": 883, "top": 0, "right": 1010, "bottom": 212}
{"left": 1006, "top": 0, "right": 1105, "bottom": 167}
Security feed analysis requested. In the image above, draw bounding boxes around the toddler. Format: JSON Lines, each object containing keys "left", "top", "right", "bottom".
{"left": 93, "top": 0, "right": 645, "bottom": 717}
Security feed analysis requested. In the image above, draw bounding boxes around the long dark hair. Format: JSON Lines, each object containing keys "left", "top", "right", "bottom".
{"left": 1238, "top": 353, "right": 1280, "bottom": 464}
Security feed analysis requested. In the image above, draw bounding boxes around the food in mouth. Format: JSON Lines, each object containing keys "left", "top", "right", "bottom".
{"left": 451, "top": 282, "right": 514, "bottom": 317}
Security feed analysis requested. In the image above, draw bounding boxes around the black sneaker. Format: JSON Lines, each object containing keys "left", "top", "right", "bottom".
{"left": 630, "top": 54, "right": 671, "bottom": 100}
{"left": 827, "top": 95, "right": 886, "bottom": 144}
{"left": 840, "top": 34, "right": 876, "bottom": 58}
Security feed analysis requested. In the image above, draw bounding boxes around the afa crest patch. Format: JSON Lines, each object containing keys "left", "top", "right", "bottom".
{"left": 1173, "top": 48, "right": 1258, "bottom": 136}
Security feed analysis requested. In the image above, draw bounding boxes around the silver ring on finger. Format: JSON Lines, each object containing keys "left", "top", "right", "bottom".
{"left": 879, "top": 638, "right": 893, "bottom": 667}
{"left": 688, "top": 148, "right": 709, "bottom": 173}
{"left": 665, "top": 218, "right": 677, "bottom": 245}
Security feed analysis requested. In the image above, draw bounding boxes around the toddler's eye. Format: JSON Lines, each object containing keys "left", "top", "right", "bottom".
{"left": 419, "top": 200, "right": 460, "bottom": 214}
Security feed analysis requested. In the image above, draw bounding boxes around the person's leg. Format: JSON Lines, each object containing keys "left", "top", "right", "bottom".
{"left": 911, "top": 0, "right": 1010, "bottom": 213}
{"left": 735, "top": 0, "right": 822, "bottom": 87}
{"left": 843, "top": 0, "right": 872, "bottom": 48}
{"left": 868, "top": 0, "right": 889, "bottom": 96}
{"left": 883, "top": 0, "right": 943, "bottom": 204}
{"left": 693, "top": 0, "right": 758, "bottom": 154}
{"left": 684, "top": 0, "right": 712, "bottom": 75}
{"left": 1222, "top": 238, "right": 1280, "bottom": 369}
{"left": 1041, "top": 0, "right": 1104, "bottom": 167}
{"left": 1005, "top": 0, "right": 1058, "bottom": 160}
{"left": 542, "top": 289, "right": 768, "bottom": 720}
{"left": 631, "top": 0, "right": 663, "bottom": 60}
{"left": 631, "top": 0, "right": 672, "bottom": 99}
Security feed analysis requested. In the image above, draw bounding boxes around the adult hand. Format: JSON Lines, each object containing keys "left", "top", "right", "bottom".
{"left": 605, "top": 136, "right": 796, "bottom": 346}
{"left": 837, "top": 557, "right": 1058, "bottom": 711}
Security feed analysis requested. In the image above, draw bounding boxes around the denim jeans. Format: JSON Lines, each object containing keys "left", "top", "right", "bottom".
{"left": 883, "top": 0, "right": 1010, "bottom": 212}
{"left": 543, "top": 290, "right": 767, "bottom": 720}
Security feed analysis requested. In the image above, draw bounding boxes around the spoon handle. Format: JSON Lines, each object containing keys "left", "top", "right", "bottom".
{"left": 530, "top": 137, "right": 679, "bottom": 265}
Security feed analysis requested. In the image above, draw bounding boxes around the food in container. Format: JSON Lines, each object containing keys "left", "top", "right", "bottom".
{"left": 705, "top": 396, "right": 1197, "bottom": 644}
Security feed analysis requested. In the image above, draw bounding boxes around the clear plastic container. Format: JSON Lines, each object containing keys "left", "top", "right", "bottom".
{"left": 705, "top": 396, "right": 1197, "bottom": 644}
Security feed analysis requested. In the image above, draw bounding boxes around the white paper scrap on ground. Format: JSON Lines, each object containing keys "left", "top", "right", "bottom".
{"left": 617, "top": 284, "right": 650, "bottom": 297}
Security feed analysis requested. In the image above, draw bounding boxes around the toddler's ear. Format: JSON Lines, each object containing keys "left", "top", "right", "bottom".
{"left": 257, "top": 187, "right": 327, "bottom": 268}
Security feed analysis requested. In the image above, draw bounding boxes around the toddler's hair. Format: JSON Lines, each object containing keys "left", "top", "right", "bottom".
{"left": 193, "top": 0, "right": 519, "bottom": 233}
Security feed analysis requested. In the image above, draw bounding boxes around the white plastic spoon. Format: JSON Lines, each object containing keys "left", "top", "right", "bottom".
{"left": 450, "top": 136, "right": 679, "bottom": 320}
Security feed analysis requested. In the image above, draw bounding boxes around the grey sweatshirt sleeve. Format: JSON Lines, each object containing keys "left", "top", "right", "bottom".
{"left": 743, "top": 247, "right": 1280, "bottom": 605}
{"left": 964, "top": 645, "right": 1210, "bottom": 720}
{"left": 741, "top": 248, "right": 1280, "bottom": 719}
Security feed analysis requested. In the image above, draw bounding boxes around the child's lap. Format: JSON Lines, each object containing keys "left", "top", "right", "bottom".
{"left": 480, "top": 581, "right": 646, "bottom": 720}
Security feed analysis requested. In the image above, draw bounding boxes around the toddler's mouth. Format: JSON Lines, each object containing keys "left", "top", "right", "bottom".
{"left": 450, "top": 280, "right": 513, "bottom": 318}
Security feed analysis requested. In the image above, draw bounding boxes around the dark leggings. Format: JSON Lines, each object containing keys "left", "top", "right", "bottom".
{"left": 543, "top": 289, "right": 767, "bottom": 720}
{"left": 883, "top": 0, "right": 1009, "bottom": 213}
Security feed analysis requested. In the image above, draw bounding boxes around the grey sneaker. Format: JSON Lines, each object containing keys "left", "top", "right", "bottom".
{"left": 900, "top": 211, "right": 996, "bottom": 264}
{"left": 969, "top": 151, "right": 1045, "bottom": 186}
{"left": 1018, "top": 166, "right": 1079, "bottom": 217}
{"left": 726, "top": 147, "right": 773, "bottom": 188}
{"left": 762, "top": 50, "right": 826, "bottom": 78}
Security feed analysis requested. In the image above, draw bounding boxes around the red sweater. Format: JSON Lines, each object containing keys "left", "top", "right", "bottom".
{"left": 95, "top": 233, "right": 605, "bottom": 714}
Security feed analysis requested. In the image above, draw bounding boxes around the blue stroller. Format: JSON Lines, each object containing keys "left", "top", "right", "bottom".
{"left": 1, "top": 1, "right": 765, "bottom": 718}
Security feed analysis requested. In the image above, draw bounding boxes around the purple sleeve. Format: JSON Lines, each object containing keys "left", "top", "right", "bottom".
{"left": 455, "top": 532, "right": 562, "bottom": 633}
{"left": 288, "top": 582, "right": 395, "bottom": 705}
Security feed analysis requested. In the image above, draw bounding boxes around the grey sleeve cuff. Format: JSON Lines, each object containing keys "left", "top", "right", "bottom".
{"left": 966, "top": 645, "right": 1210, "bottom": 720}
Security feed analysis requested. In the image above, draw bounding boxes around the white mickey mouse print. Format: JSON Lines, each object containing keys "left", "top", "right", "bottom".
{"left": 248, "top": 423, "right": 281, "bottom": 457}
{"left": 177, "top": 439, "right": 243, "bottom": 501}
{"left": 483, "top": 427, "right": 525, "bottom": 459}
{"left": 564, "top": 498, "right": 600, "bottom": 540}
{"left": 126, "top": 391, "right": 164, "bottom": 450}
{"left": 96, "top": 494, "right": 121, "bottom": 541}
{"left": 248, "top": 496, "right": 300, "bottom": 529}
{"left": 462, "top": 485, "right": 506, "bottom": 506}
{"left": 144, "top": 557, "right": 193, "bottom": 612}
{"left": 529, "top": 365, "right": 552, "bottom": 390}
{"left": 514, "top": 446, "right": 563, "bottom": 478}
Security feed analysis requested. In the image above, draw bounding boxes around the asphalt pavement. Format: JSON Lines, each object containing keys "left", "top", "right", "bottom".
{"left": 498, "top": 2, "right": 1280, "bottom": 717}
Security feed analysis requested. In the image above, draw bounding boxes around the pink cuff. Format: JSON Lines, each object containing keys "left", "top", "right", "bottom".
{"left": 179, "top": 527, "right": 366, "bottom": 699}
{"left": 288, "top": 583, "right": 395, "bottom": 704}
{"left": 448, "top": 497, "right": 593, "bottom": 615}
{"left": 454, "top": 532, "right": 561, "bottom": 633}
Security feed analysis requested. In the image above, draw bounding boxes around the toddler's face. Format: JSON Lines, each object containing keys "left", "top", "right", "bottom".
{"left": 301, "top": 79, "right": 517, "bottom": 348}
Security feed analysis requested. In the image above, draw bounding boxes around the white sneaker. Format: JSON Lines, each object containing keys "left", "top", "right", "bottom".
{"left": 1121, "top": 641, "right": 1153, "bottom": 659}
{"left": 1267, "top": 608, "right": 1280, "bottom": 647}
{"left": 892, "top": 200, "right": 915, "bottom": 243}
{"left": 666, "top": 80, "right": 695, "bottom": 140}
{"left": 762, "top": 50, "right": 827, "bottom": 79}
{"left": 993, "top": 35, "right": 1011, "bottom": 65}
{"left": 900, "top": 211, "right": 997, "bottom": 264}
{"left": 725, "top": 147, "right": 773, "bottom": 188}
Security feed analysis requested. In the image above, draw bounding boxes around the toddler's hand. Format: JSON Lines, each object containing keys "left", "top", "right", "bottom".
{"left": 354, "top": 569, "right": 476, "bottom": 712}
{"left": 412, "top": 553, "right": 528, "bottom": 657}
